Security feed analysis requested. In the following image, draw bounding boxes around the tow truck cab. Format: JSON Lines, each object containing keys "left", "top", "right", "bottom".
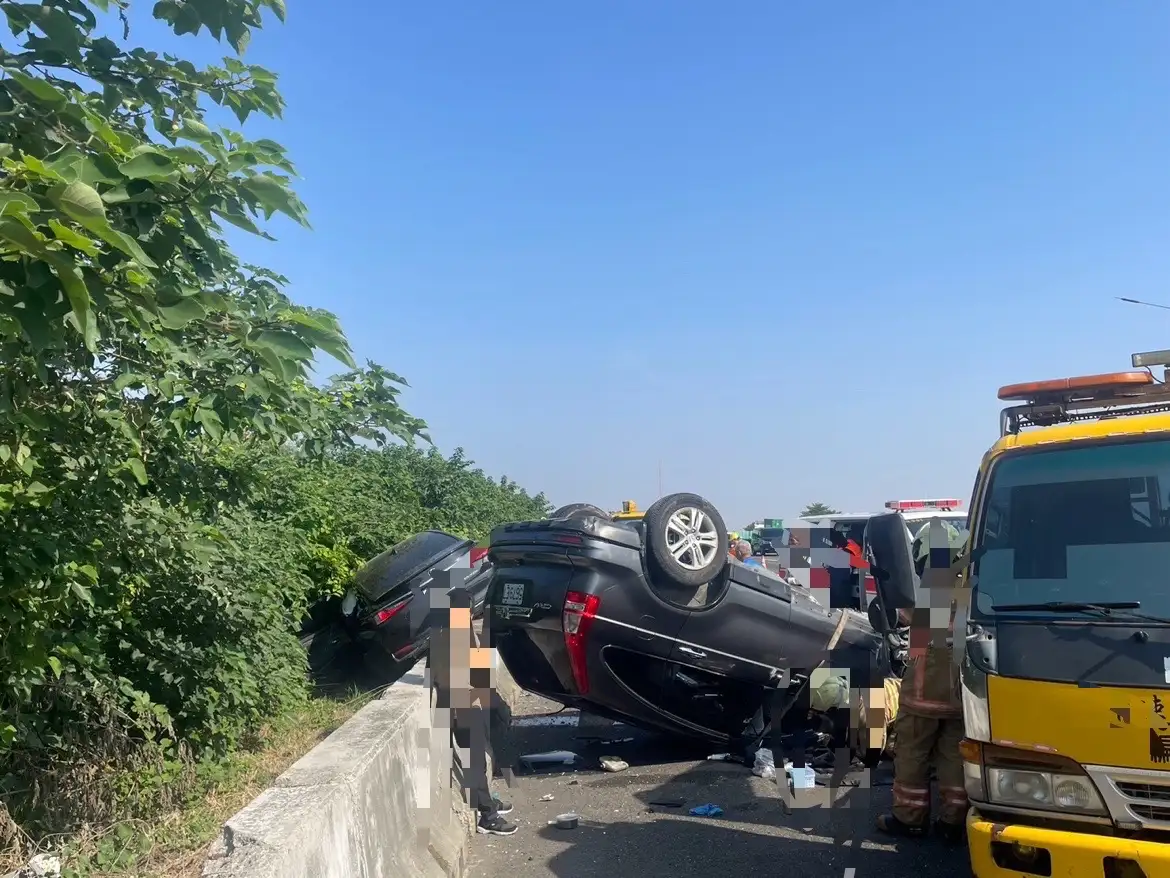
{"left": 960, "top": 352, "right": 1170, "bottom": 878}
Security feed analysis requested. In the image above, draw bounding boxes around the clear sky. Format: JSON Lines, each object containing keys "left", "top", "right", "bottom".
{"left": 140, "top": 1, "right": 1170, "bottom": 528}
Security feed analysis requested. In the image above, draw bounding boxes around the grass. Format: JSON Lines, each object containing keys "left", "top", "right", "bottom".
{"left": 1, "top": 690, "right": 376, "bottom": 878}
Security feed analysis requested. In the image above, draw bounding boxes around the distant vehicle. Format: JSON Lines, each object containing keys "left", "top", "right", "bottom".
{"left": 487, "top": 493, "right": 892, "bottom": 756}
{"left": 773, "top": 500, "right": 970, "bottom": 609}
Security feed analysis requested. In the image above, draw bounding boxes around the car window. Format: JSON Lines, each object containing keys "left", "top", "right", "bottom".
{"left": 973, "top": 439, "right": 1170, "bottom": 617}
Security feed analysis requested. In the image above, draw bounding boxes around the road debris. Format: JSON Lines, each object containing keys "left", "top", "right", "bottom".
{"left": 550, "top": 813, "right": 580, "bottom": 830}
{"left": 520, "top": 749, "right": 579, "bottom": 769}
{"left": 752, "top": 747, "right": 777, "bottom": 780}
{"left": 689, "top": 804, "right": 724, "bottom": 817}
{"left": 599, "top": 755, "right": 629, "bottom": 772}
{"left": 539, "top": 794, "right": 555, "bottom": 801}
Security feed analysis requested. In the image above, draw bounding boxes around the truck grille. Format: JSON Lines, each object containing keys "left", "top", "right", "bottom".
{"left": 1087, "top": 766, "right": 1170, "bottom": 829}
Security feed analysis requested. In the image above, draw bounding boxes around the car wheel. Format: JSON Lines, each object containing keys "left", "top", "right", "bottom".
{"left": 643, "top": 493, "right": 728, "bottom": 588}
{"left": 550, "top": 503, "right": 611, "bottom": 521}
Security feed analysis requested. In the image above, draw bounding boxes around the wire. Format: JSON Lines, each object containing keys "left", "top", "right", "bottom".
{"left": 1117, "top": 297, "right": 1170, "bottom": 311}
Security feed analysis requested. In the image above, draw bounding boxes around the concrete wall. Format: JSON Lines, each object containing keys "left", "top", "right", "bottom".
{"left": 201, "top": 666, "right": 474, "bottom": 878}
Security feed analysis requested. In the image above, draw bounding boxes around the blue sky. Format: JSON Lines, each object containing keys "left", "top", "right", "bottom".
{"left": 140, "top": 1, "right": 1170, "bottom": 528}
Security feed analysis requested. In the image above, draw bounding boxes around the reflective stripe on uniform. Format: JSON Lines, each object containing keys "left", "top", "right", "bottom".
{"left": 892, "top": 782, "right": 930, "bottom": 805}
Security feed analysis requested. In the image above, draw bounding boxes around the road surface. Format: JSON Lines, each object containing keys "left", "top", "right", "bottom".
{"left": 470, "top": 691, "right": 971, "bottom": 878}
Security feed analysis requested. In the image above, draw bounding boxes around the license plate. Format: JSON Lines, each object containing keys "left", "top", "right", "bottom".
{"left": 501, "top": 582, "right": 527, "bottom": 606}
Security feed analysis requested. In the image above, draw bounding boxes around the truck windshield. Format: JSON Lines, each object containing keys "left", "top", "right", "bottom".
{"left": 972, "top": 438, "right": 1170, "bottom": 620}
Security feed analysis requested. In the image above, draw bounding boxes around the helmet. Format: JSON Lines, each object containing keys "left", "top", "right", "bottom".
{"left": 911, "top": 519, "right": 966, "bottom": 574}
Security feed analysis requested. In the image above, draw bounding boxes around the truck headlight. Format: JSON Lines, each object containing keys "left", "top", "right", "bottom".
{"left": 965, "top": 742, "right": 1107, "bottom": 816}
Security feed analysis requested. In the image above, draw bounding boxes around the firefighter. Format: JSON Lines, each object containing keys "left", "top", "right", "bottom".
{"left": 875, "top": 519, "right": 968, "bottom": 844}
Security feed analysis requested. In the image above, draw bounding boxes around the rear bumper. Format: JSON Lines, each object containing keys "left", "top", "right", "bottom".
{"left": 968, "top": 810, "right": 1170, "bottom": 877}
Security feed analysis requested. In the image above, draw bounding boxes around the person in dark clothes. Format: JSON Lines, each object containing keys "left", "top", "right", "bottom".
{"left": 427, "top": 582, "right": 518, "bottom": 836}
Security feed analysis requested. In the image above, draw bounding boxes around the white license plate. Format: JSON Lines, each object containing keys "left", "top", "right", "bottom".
{"left": 501, "top": 582, "right": 526, "bottom": 606}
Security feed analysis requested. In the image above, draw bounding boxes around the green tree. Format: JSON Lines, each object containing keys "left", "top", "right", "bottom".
{"left": 0, "top": 0, "right": 428, "bottom": 836}
{"left": 800, "top": 502, "right": 841, "bottom": 517}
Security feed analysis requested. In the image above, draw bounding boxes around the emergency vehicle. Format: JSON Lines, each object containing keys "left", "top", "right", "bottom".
{"left": 775, "top": 499, "right": 968, "bottom": 609}
{"left": 937, "top": 353, "right": 1170, "bottom": 877}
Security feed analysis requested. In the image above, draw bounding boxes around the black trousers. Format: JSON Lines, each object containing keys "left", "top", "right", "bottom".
{"left": 452, "top": 705, "right": 497, "bottom": 817}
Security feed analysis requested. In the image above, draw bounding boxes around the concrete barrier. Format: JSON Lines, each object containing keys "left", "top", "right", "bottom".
{"left": 201, "top": 665, "right": 474, "bottom": 878}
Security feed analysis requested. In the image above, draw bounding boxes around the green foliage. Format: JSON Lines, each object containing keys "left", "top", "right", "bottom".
{"left": 800, "top": 502, "right": 841, "bottom": 517}
{"left": 0, "top": 0, "right": 549, "bottom": 851}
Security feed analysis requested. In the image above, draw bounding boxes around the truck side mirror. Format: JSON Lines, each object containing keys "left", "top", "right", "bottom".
{"left": 865, "top": 512, "right": 918, "bottom": 625}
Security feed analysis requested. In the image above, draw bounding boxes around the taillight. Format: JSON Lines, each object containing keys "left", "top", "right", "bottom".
{"left": 552, "top": 532, "right": 583, "bottom": 546}
{"left": 374, "top": 599, "right": 409, "bottom": 626}
{"left": 471, "top": 547, "right": 489, "bottom": 566}
{"left": 563, "top": 590, "right": 600, "bottom": 694}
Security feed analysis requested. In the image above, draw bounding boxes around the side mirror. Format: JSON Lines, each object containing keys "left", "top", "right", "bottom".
{"left": 865, "top": 512, "right": 918, "bottom": 626}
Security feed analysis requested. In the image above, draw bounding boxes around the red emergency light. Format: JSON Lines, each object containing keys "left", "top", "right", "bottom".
{"left": 884, "top": 499, "right": 962, "bottom": 511}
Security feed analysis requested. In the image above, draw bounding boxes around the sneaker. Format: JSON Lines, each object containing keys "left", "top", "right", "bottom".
{"left": 491, "top": 797, "right": 514, "bottom": 815}
{"left": 477, "top": 814, "right": 518, "bottom": 836}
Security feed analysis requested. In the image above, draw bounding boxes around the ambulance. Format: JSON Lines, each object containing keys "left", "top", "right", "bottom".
{"left": 776, "top": 499, "right": 969, "bottom": 609}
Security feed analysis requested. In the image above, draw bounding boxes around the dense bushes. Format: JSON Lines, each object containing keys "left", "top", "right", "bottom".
{"left": 0, "top": 0, "right": 549, "bottom": 848}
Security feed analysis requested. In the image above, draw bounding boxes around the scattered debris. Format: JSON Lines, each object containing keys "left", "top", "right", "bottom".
{"left": 786, "top": 764, "right": 817, "bottom": 790}
{"left": 539, "top": 794, "right": 555, "bottom": 801}
{"left": 520, "top": 749, "right": 579, "bottom": 769}
{"left": 11, "top": 855, "right": 62, "bottom": 878}
{"left": 706, "top": 753, "right": 731, "bottom": 761}
{"left": 648, "top": 796, "right": 686, "bottom": 808}
{"left": 689, "top": 803, "right": 724, "bottom": 817}
{"left": 551, "top": 812, "right": 580, "bottom": 830}
{"left": 752, "top": 747, "right": 777, "bottom": 780}
{"left": 599, "top": 755, "right": 629, "bottom": 772}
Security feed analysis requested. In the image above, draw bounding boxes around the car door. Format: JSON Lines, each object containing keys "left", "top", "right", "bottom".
{"left": 585, "top": 525, "right": 696, "bottom": 708}
{"left": 658, "top": 568, "right": 795, "bottom": 738}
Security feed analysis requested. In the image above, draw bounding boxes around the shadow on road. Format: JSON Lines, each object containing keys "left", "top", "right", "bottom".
{"left": 536, "top": 813, "right": 920, "bottom": 878}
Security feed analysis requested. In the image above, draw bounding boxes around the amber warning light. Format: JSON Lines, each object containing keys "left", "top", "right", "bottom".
{"left": 997, "top": 371, "right": 1153, "bottom": 402}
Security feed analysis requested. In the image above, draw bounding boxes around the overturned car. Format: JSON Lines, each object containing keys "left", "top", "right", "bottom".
{"left": 487, "top": 493, "right": 906, "bottom": 760}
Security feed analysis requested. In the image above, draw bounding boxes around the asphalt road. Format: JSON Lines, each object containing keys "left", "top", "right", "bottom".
{"left": 470, "top": 693, "right": 972, "bottom": 878}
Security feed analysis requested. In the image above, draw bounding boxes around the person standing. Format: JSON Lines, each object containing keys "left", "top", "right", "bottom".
{"left": 733, "top": 539, "right": 762, "bottom": 567}
{"left": 428, "top": 583, "right": 518, "bottom": 836}
{"left": 875, "top": 520, "right": 968, "bottom": 844}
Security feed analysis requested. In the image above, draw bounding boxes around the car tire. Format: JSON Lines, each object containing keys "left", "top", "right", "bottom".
{"left": 550, "top": 503, "right": 611, "bottom": 521}
{"left": 643, "top": 492, "right": 728, "bottom": 588}
{"left": 866, "top": 512, "right": 917, "bottom": 612}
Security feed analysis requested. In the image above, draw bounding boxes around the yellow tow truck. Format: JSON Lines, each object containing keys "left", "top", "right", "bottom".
{"left": 921, "top": 351, "right": 1170, "bottom": 877}
{"left": 611, "top": 499, "right": 644, "bottom": 521}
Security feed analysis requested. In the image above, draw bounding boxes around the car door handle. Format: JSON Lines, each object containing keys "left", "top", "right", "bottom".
{"left": 679, "top": 646, "right": 707, "bottom": 658}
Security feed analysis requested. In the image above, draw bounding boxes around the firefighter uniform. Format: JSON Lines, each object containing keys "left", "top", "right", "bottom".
{"left": 876, "top": 520, "right": 968, "bottom": 843}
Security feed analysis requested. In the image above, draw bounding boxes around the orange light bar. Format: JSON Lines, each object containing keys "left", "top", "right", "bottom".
{"left": 997, "top": 370, "right": 1153, "bottom": 402}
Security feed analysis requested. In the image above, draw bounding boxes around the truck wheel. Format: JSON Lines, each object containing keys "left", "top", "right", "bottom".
{"left": 551, "top": 503, "right": 611, "bottom": 521}
{"left": 644, "top": 493, "right": 728, "bottom": 588}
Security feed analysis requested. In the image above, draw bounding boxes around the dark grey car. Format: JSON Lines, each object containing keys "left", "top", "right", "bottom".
{"left": 487, "top": 493, "right": 891, "bottom": 751}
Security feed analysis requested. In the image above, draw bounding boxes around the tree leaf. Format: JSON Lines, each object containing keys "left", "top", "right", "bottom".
{"left": 70, "top": 581, "right": 94, "bottom": 606}
{"left": 240, "top": 173, "right": 306, "bottom": 224}
{"left": 119, "top": 150, "right": 177, "bottom": 181}
{"left": 47, "top": 656, "right": 62, "bottom": 679}
{"left": 126, "top": 457, "right": 148, "bottom": 485}
{"left": 56, "top": 180, "right": 106, "bottom": 223}
{"left": 48, "top": 219, "right": 99, "bottom": 256}
{"left": 194, "top": 406, "right": 224, "bottom": 441}
{"left": 0, "top": 191, "right": 40, "bottom": 218}
{"left": 45, "top": 252, "right": 96, "bottom": 350}
{"left": 251, "top": 328, "right": 314, "bottom": 363}
{"left": 6, "top": 70, "right": 67, "bottom": 105}
{"left": 157, "top": 297, "right": 206, "bottom": 329}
